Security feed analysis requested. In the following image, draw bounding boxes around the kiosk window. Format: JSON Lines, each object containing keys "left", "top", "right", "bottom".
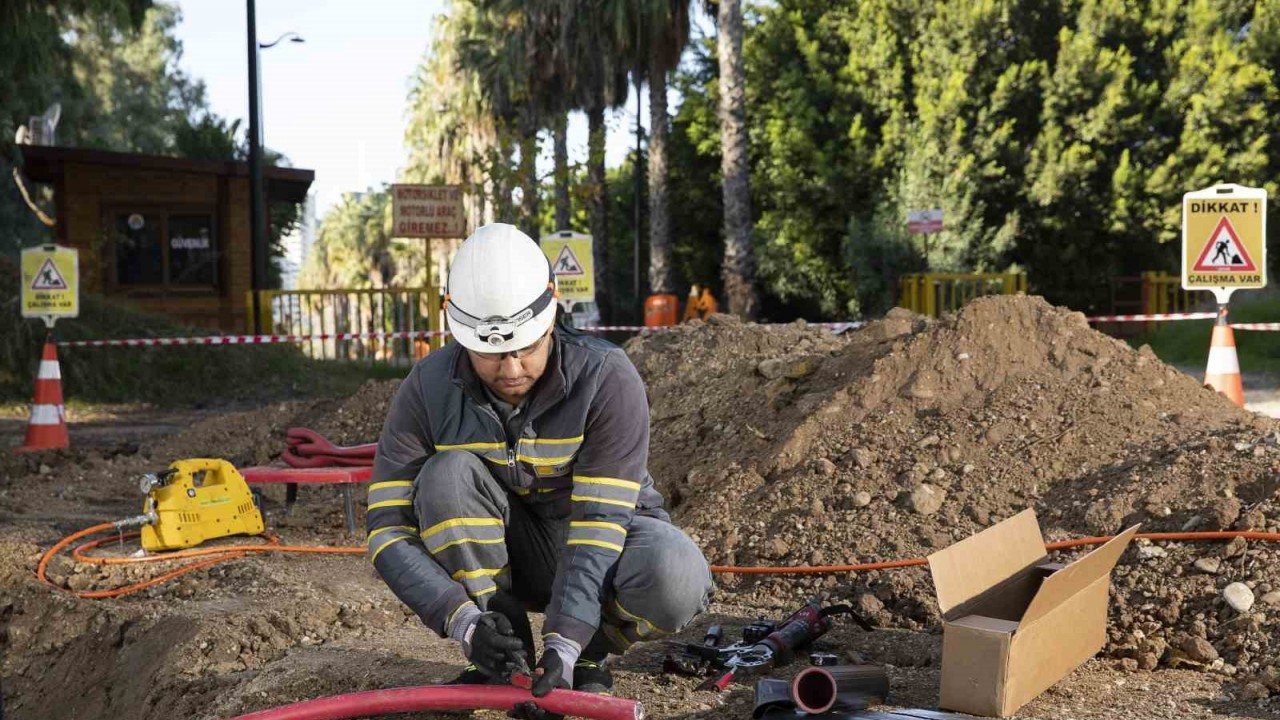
{"left": 168, "top": 214, "right": 217, "bottom": 285}
{"left": 112, "top": 211, "right": 217, "bottom": 289}
{"left": 115, "top": 212, "right": 164, "bottom": 285}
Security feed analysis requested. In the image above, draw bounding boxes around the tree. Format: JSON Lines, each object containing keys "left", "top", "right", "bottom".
{"left": 66, "top": 2, "right": 209, "bottom": 155}
{"left": 1, "top": 0, "right": 152, "bottom": 256}
{"left": 454, "top": 0, "right": 574, "bottom": 240}
{"left": 558, "top": 0, "right": 632, "bottom": 322}
{"left": 717, "top": 0, "right": 758, "bottom": 318}
{"left": 301, "top": 189, "right": 397, "bottom": 289}
{"left": 620, "top": 0, "right": 691, "bottom": 296}
{"left": 405, "top": 7, "right": 502, "bottom": 230}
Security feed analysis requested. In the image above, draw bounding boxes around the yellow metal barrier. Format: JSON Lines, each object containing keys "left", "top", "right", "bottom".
{"left": 1141, "top": 271, "right": 1201, "bottom": 315}
{"left": 246, "top": 286, "right": 445, "bottom": 363}
{"left": 898, "top": 272, "right": 1027, "bottom": 318}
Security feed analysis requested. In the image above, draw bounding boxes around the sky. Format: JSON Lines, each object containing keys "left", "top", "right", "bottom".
{"left": 173, "top": 0, "right": 663, "bottom": 218}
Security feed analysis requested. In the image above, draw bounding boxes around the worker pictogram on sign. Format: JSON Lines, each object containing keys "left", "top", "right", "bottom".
{"left": 553, "top": 245, "right": 585, "bottom": 276}
{"left": 30, "top": 258, "right": 69, "bottom": 290}
{"left": 1192, "top": 217, "right": 1256, "bottom": 272}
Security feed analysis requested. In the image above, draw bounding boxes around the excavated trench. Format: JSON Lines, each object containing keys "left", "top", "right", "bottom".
{"left": 2, "top": 296, "right": 1280, "bottom": 718}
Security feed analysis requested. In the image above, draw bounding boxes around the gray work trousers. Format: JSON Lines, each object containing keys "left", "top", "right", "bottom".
{"left": 413, "top": 450, "right": 713, "bottom": 653}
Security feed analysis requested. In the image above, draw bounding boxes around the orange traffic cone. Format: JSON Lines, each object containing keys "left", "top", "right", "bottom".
{"left": 17, "top": 339, "right": 69, "bottom": 452}
{"left": 1204, "top": 310, "right": 1245, "bottom": 407}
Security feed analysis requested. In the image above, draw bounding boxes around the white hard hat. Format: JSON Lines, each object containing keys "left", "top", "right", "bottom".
{"left": 445, "top": 223, "right": 557, "bottom": 353}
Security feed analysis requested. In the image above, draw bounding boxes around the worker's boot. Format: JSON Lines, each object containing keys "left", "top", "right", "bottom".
{"left": 572, "top": 632, "right": 615, "bottom": 694}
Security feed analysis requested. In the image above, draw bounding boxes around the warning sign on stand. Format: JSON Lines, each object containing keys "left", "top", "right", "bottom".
{"left": 21, "top": 245, "right": 79, "bottom": 321}
{"left": 540, "top": 231, "right": 595, "bottom": 303}
{"left": 1183, "top": 184, "right": 1267, "bottom": 295}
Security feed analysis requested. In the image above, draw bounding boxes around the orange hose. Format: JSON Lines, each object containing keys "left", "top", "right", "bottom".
{"left": 39, "top": 527, "right": 1280, "bottom": 599}
{"left": 39, "top": 525, "right": 363, "bottom": 600}
{"left": 70, "top": 532, "right": 360, "bottom": 565}
{"left": 708, "top": 530, "right": 1280, "bottom": 574}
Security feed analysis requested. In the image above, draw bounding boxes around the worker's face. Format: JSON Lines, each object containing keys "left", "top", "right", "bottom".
{"left": 467, "top": 327, "right": 554, "bottom": 405}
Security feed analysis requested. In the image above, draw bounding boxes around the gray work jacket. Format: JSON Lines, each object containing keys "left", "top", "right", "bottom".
{"left": 365, "top": 328, "right": 666, "bottom": 649}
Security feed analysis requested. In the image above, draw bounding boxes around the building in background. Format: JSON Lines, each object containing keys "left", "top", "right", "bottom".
{"left": 281, "top": 190, "right": 316, "bottom": 289}
{"left": 19, "top": 145, "right": 313, "bottom": 331}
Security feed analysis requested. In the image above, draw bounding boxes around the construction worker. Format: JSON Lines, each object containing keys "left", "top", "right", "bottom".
{"left": 366, "top": 223, "right": 713, "bottom": 699}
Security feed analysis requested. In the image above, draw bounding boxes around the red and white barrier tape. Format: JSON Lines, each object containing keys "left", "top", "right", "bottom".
{"left": 56, "top": 330, "right": 451, "bottom": 348}
{"left": 1083, "top": 312, "right": 1280, "bottom": 330}
{"left": 1085, "top": 312, "right": 1217, "bottom": 323}
{"left": 54, "top": 320, "right": 865, "bottom": 348}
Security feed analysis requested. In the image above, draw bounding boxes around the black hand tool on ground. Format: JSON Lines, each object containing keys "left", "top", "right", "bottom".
{"left": 696, "top": 601, "right": 871, "bottom": 691}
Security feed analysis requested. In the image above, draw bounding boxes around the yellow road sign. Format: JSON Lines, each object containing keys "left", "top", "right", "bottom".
{"left": 540, "top": 231, "right": 595, "bottom": 304}
{"left": 21, "top": 245, "right": 79, "bottom": 321}
{"left": 1182, "top": 184, "right": 1267, "bottom": 297}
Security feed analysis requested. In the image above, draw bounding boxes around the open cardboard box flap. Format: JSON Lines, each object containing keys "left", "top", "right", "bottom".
{"left": 1019, "top": 524, "right": 1139, "bottom": 627}
{"left": 927, "top": 509, "right": 1047, "bottom": 616}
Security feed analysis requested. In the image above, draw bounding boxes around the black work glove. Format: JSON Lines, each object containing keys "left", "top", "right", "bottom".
{"left": 509, "top": 652, "right": 570, "bottom": 720}
{"left": 468, "top": 612, "right": 528, "bottom": 678}
{"left": 530, "top": 651, "right": 569, "bottom": 697}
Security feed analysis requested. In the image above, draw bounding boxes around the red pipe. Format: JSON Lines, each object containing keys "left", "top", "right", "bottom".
{"left": 228, "top": 684, "right": 644, "bottom": 720}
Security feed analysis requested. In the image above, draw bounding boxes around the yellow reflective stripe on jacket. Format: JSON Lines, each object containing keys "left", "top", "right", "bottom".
{"left": 447, "top": 601, "right": 477, "bottom": 629}
{"left": 422, "top": 517, "right": 503, "bottom": 540}
{"left": 570, "top": 494, "right": 636, "bottom": 509}
{"left": 567, "top": 538, "right": 624, "bottom": 552}
{"left": 451, "top": 567, "right": 505, "bottom": 581}
{"left": 431, "top": 536, "right": 506, "bottom": 555}
{"left": 517, "top": 453, "right": 576, "bottom": 466}
{"left": 574, "top": 476, "right": 642, "bottom": 491}
{"left": 368, "top": 499, "right": 413, "bottom": 510}
{"left": 369, "top": 480, "right": 414, "bottom": 491}
{"left": 367, "top": 525, "right": 416, "bottom": 542}
{"left": 436, "top": 441, "right": 507, "bottom": 452}
{"left": 613, "top": 597, "right": 670, "bottom": 635}
{"left": 370, "top": 534, "right": 411, "bottom": 563}
{"left": 569, "top": 521, "right": 627, "bottom": 535}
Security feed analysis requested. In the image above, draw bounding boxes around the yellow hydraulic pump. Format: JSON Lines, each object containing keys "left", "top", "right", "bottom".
{"left": 138, "top": 458, "right": 264, "bottom": 552}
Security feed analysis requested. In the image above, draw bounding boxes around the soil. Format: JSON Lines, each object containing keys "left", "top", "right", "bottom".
{"left": 2, "top": 296, "right": 1280, "bottom": 719}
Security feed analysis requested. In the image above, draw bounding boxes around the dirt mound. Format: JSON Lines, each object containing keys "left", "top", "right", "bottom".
{"left": 136, "top": 378, "right": 399, "bottom": 468}
{"left": 629, "top": 296, "right": 1280, "bottom": 684}
{"left": 300, "top": 378, "right": 400, "bottom": 446}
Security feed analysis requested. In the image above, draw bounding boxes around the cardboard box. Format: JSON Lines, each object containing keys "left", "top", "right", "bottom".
{"left": 927, "top": 509, "right": 1139, "bottom": 717}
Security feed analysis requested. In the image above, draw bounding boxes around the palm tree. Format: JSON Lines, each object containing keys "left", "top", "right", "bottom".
{"left": 551, "top": 112, "right": 571, "bottom": 231}
{"left": 456, "top": 1, "right": 565, "bottom": 239}
{"left": 405, "top": 8, "right": 499, "bottom": 229}
{"left": 630, "top": 0, "right": 691, "bottom": 296}
{"left": 562, "top": 0, "right": 631, "bottom": 322}
{"left": 717, "top": 0, "right": 758, "bottom": 318}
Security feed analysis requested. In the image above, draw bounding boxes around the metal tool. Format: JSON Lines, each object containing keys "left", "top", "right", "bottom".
{"left": 697, "top": 601, "right": 871, "bottom": 691}
{"left": 663, "top": 624, "right": 726, "bottom": 675}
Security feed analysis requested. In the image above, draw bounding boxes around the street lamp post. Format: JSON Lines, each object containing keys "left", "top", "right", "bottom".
{"left": 246, "top": 0, "right": 266, "bottom": 333}
{"left": 246, "top": 0, "right": 303, "bottom": 334}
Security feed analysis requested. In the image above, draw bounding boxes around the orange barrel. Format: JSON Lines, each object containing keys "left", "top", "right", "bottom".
{"left": 644, "top": 294, "right": 680, "bottom": 327}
